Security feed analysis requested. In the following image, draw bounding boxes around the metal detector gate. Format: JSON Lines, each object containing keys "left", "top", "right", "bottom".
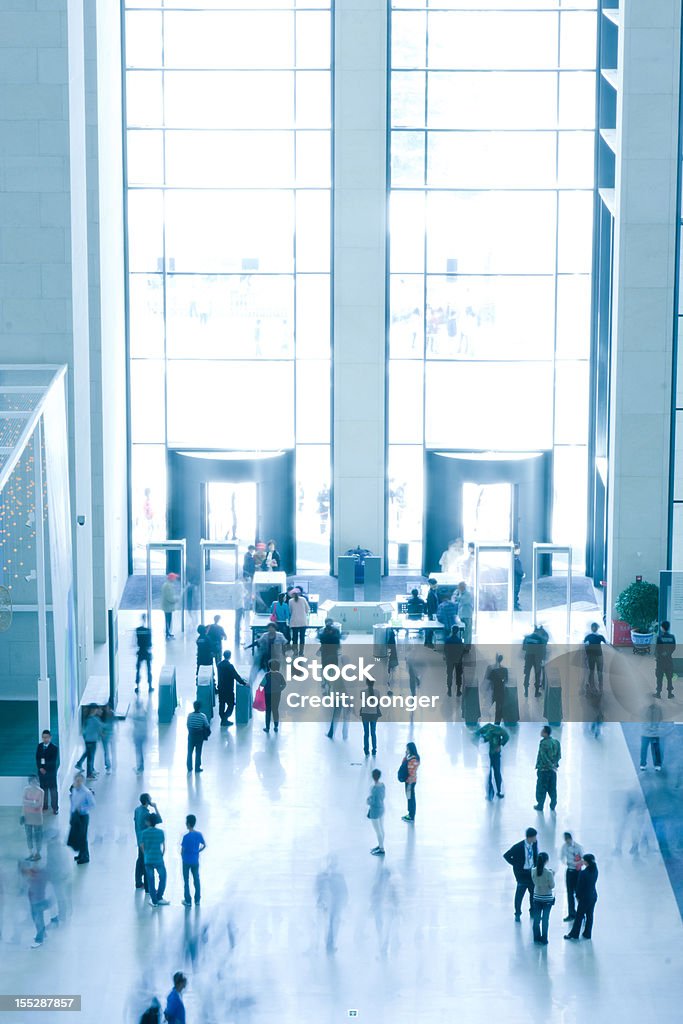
{"left": 199, "top": 539, "right": 240, "bottom": 622}
{"left": 146, "top": 540, "right": 186, "bottom": 634}
{"left": 473, "top": 542, "right": 515, "bottom": 637}
{"left": 531, "top": 542, "right": 572, "bottom": 640}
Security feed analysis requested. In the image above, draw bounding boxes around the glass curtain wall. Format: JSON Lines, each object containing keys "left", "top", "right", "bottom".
{"left": 388, "top": 0, "right": 597, "bottom": 572}
{"left": 124, "top": 0, "right": 332, "bottom": 573}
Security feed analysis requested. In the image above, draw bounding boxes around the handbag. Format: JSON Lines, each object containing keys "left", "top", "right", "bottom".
{"left": 253, "top": 685, "right": 266, "bottom": 713}
{"left": 397, "top": 760, "right": 408, "bottom": 783}
{"left": 203, "top": 725, "right": 211, "bottom": 741}
{"left": 270, "top": 611, "right": 278, "bottom": 623}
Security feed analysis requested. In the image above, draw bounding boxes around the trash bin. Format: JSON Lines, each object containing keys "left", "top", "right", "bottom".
{"left": 196, "top": 666, "right": 214, "bottom": 720}
{"left": 235, "top": 682, "right": 252, "bottom": 725}
{"left": 397, "top": 543, "right": 409, "bottom": 566}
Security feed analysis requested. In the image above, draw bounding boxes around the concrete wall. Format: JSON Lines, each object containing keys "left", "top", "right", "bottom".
{"left": 0, "top": 611, "right": 56, "bottom": 699}
{"left": 0, "top": 0, "right": 127, "bottom": 678}
{"left": 332, "top": 0, "right": 388, "bottom": 571}
{"left": 607, "top": 0, "right": 682, "bottom": 614}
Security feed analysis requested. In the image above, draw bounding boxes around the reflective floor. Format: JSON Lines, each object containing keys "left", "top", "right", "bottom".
{"left": 2, "top": 612, "right": 682, "bottom": 1023}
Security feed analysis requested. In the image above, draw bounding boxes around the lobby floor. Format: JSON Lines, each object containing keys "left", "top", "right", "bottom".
{"left": 2, "top": 611, "right": 682, "bottom": 1024}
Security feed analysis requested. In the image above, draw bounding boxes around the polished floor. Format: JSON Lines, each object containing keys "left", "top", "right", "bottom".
{"left": 2, "top": 610, "right": 683, "bottom": 1023}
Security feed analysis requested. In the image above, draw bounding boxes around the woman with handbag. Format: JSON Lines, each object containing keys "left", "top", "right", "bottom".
{"left": 399, "top": 742, "right": 420, "bottom": 822}
{"left": 67, "top": 773, "right": 95, "bottom": 864}
{"left": 262, "top": 659, "right": 286, "bottom": 734}
{"left": 531, "top": 851, "right": 555, "bottom": 944}
{"left": 270, "top": 592, "right": 291, "bottom": 643}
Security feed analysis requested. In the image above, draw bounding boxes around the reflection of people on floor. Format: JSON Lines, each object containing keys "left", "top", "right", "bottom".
{"left": 315, "top": 856, "right": 348, "bottom": 955}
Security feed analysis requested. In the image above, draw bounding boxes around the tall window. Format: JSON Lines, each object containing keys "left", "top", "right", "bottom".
{"left": 388, "top": 0, "right": 597, "bottom": 571}
{"left": 124, "top": 0, "right": 332, "bottom": 572}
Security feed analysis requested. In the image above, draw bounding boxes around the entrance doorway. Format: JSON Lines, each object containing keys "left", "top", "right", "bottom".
{"left": 462, "top": 482, "right": 513, "bottom": 543}
{"left": 205, "top": 481, "right": 257, "bottom": 581}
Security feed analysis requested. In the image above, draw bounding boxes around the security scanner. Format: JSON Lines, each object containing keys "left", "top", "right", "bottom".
{"left": 473, "top": 542, "right": 515, "bottom": 637}
{"left": 252, "top": 570, "right": 287, "bottom": 614}
{"left": 199, "top": 539, "right": 241, "bottom": 620}
{"left": 531, "top": 543, "right": 573, "bottom": 640}
{"left": 318, "top": 600, "right": 393, "bottom": 633}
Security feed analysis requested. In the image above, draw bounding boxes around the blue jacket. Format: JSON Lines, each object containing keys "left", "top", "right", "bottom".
{"left": 164, "top": 989, "right": 185, "bottom": 1024}
{"left": 437, "top": 601, "right": 459, "bottom": 631}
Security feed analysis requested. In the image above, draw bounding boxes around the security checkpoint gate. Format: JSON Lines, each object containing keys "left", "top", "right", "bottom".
{"left": 531, "top": 543, "right": 572, "bottom": 640}
{"left": 199, "top": 539, "right": 241, "bottom": 623}
{"left": 146, "top": 540, "right": 186, "bottom": 634}
{"left": 473, "top": 542, "right": 515, "bottom": 638}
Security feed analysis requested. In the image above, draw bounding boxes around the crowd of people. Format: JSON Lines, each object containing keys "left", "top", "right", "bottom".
{"left": 8, "top": 560, "right": 678, "bottom": 1021}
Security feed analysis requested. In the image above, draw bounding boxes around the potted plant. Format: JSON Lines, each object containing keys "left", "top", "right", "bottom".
{"left": 615, "top": 579, "right": 659, "bottom": 653}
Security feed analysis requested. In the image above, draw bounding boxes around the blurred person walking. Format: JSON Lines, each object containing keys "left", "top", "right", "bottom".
{"left": 67, "top": 773, "right": 95, "bottom": 865}
{"left": 75, "top": 704, "right": 102, "bottom": 780}
{"left": 21, "top": 776, "right": 44, "bottom": 861}
{"left": 640, "top": 701, "right": 663, "bottom": 771}
{"left": 135, "top": 613, "right": 153, "bottom": 691}
{"left": 131, "top": 696, "right": 148, "bottom": 775}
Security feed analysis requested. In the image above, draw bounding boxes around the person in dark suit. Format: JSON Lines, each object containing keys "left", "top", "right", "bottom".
{"left": 444, "top": 625, "right": 465, "bottom": 696}
{"left": 503, "top": 827, "right": 538, "bottom": 920}
{"left": 522, "top": 627, "right": 545, "bottom": 697}
{"left": 486, "top": 653, "right": 508, "bottom": 725}
{"left": 35, "top": 729, "right": 59, "bottom": 813}
{"left": 195, "top": 625, "right": 214, "bottom": 677}
{"left": 564, "top": 854, "right": 598, "bottom": 940}
{"left": 424, "top": 578, "right": 439, "bottom": 648}
{"left": 216, "top": 650, "right": 244, "bottom": 727}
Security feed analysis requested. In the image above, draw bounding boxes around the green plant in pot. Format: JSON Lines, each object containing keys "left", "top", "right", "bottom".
{"left": 615, "top": 579, "right": 659, "bottom": 649}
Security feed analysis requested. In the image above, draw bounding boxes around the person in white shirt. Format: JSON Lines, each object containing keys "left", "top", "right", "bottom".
{"left": 561, "top": 831, "right": 584, "bottom": 922}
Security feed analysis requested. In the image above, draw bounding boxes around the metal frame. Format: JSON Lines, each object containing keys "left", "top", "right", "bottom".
{"left": 531, "top": 542, "right": 573, "bottom": 640}
{"left": 199, "top": 539, "right": 240, "bottom": 622}
{"left": 146, "top": 540, "right": 186, "bottom": 634}
{"left": 473, "top": 542, "right": 515, "bottom": 637}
